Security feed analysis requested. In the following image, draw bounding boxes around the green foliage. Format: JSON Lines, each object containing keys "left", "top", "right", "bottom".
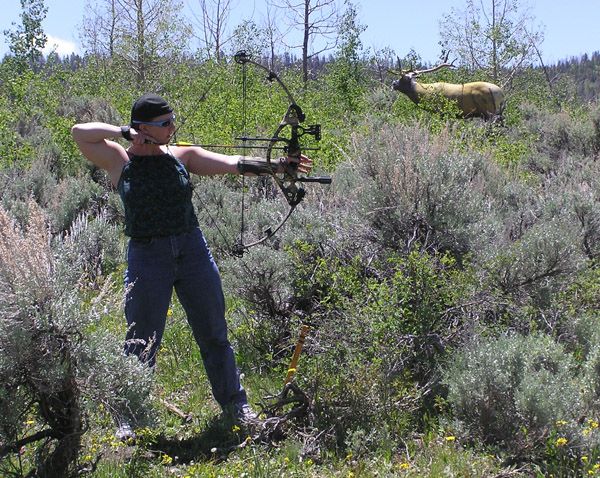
{"left": 442, "top": 329, "right": 600, "bottom": 474}
{"left": 439, "top": 0, "right": 542, "bottom": 84}
{"left": 552, "top": 264, "right": 600, "bottom": 375}
{"left": 399, "top": 438, "right": 517, "bottom": 477}
{"left": 322, "top": 1, "right": 369, "bottom": 115}
{"left": 79, "top": 0, "right": 192, "bottom": 90}
{"left": 507, "top": 68, "right": 575, "bottom": 120}
{"left": 230, "top": 20, "right": 270, "bottom": 58}
{"left": 561, "top": 266, "right": 600, "bottom": 316}
{"left": 3, "top": 0, "right": 47, "bottom": 71}
{"left": 283, "top": 244, "right": 472, "bottom": 450}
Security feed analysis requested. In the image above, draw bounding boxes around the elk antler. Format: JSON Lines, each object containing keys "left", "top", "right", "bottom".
{"left": 413, "top": 60, "right": 456, "bottom": 77}
{"left": 387, "top": 56, "right": 405, "bottom": 77}
{"left": 389, "top": 52, "right": 456, "bottom": 78}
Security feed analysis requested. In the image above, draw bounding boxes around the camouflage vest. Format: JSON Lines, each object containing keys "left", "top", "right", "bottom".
{"left": 117, "top": 152, "right": 198, "bottom": 238}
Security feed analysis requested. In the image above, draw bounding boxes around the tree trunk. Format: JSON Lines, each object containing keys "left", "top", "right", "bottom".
{"left": 302, "top": 0, "right": 309, "bottom": 84}
{"left": 33, "top": 344, "right": 82, "bottom": 478}
{"left": 136, "top": 0, "right": 146, "bottom": 86}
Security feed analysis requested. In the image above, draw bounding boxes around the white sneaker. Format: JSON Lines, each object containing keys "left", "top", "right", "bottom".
{"left": 234, "top": 403, "right": 258, "bottom": 424}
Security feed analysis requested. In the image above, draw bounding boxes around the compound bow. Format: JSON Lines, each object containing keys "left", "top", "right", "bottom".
{"left": 173, "top": 50, "right": 331, "bottom": 257}
{"left": 230, "top": 50, "right": 331, "bottom": 256}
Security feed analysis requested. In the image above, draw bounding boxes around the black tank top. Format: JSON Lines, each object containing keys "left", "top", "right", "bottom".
{"left": 117, "top": 152, "right": 198, "bottom": 238}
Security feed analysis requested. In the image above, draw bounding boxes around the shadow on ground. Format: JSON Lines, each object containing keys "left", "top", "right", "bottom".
{"left": 150, "top": 414, "right": 247, "bottom": 463}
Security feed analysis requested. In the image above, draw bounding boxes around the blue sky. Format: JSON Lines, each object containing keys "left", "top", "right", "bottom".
{"left": 1, "top": 0, "right": 599, "bottom": 64}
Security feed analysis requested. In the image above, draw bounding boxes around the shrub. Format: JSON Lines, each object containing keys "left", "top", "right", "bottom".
{"left": 339, "top": 120, "right": 508, "bottom": 260}
{"left": 0, "top": 158, "right": 57, "bottom": 215}
{"left": 471, "top": 152, "right": 591, "bottom": 310}
{"left": 0, "top": 200, "right": 152, "bottom": 477}
{"left": 46, "top": 174, "right": 105, "bottom": 233}
{"left": 223, "top": 245, "right": 297, "bottom": 367}
{"left": 1, "top": 160, "right": 109, "bottom": 234}
{"left": 443, "top": 333, "right": 582, "bottom": 454}
{"left": 56, "top": 208, "right": 123, "bottom": 287}
{"left": 480, "top": 215, "right": 583, "bottom": 302}
{"left": 518, "top": 102, "right": 599, "bottom": 163}
{"left": 286, "top": 246, "right": 472, "bottom": 451}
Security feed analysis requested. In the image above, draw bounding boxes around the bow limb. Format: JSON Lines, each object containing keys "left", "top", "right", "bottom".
{"left": 232, "top": 204, "right": 298, "bottom": 255}
{"left": 234, "top": 51, "right": 299, "bottom": 109}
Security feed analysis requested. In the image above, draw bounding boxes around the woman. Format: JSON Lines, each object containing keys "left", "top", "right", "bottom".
{"left": 71, "top": 93, "right": 311, "bottom": 438}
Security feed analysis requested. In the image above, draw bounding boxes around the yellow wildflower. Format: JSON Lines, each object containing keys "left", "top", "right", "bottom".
{"left": 231, "top": 425, "right": 240, "bottom": 433}
{"left": 110, "top": 438, "right": 124, "bottom": 448}
{"left": 161, "top": 454, "right": 173, "bottom": 465}
{"left": 167, "top": 308, "right": 173, "bottom": 317}
{"left": 556, "top": 437, "right": 568, "bottom": 447}
{"left": 445, "top": 436, "right": 456, "bottom": 441}
{"left": 399, "top": 462, "right": 411, "bottom": 469}
{"left": 556, "top": 420, "right": 568, "bottom": 426}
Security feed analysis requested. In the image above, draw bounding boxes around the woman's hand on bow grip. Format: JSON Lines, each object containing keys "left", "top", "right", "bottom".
{"left": 281, "top": 154, "right": 312, "bottom": 175}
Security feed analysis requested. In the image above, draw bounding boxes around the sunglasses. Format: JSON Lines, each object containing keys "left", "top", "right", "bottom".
{"left": 133, "top": 114, "right": 176, "bottom": 127}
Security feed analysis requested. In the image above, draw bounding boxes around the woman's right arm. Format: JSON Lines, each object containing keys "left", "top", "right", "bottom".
{"left": 71, "top": 122, "right": 128, "bottom": 186}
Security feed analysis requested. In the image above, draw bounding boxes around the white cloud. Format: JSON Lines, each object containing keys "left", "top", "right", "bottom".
{"left": 43, "top": 34, "right": 78, "bottom": 57}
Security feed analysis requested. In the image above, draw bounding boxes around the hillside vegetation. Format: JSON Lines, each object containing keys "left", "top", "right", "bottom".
{"left": 0, "top": 42, "right": 600, "bottom": 477}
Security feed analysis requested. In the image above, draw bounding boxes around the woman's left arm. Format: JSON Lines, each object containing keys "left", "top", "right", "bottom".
{"left": 172, "top": 145, "right": 312, "bottom": 176}
{"left": 172, "top": 145, "right": 239, "bottom": 175}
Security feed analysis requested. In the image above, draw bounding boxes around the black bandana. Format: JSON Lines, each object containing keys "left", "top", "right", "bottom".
{"left": 130, "top": 94, "right": 173, "bottom": 125}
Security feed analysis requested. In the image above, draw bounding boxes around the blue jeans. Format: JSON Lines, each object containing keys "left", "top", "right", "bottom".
{"left": 123, "top": 227, "right": 247, "bottom": 408}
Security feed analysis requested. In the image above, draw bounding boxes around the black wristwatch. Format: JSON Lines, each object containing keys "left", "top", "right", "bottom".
{"left": 120, "top": 125, "right": 133, "bottom": 141}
